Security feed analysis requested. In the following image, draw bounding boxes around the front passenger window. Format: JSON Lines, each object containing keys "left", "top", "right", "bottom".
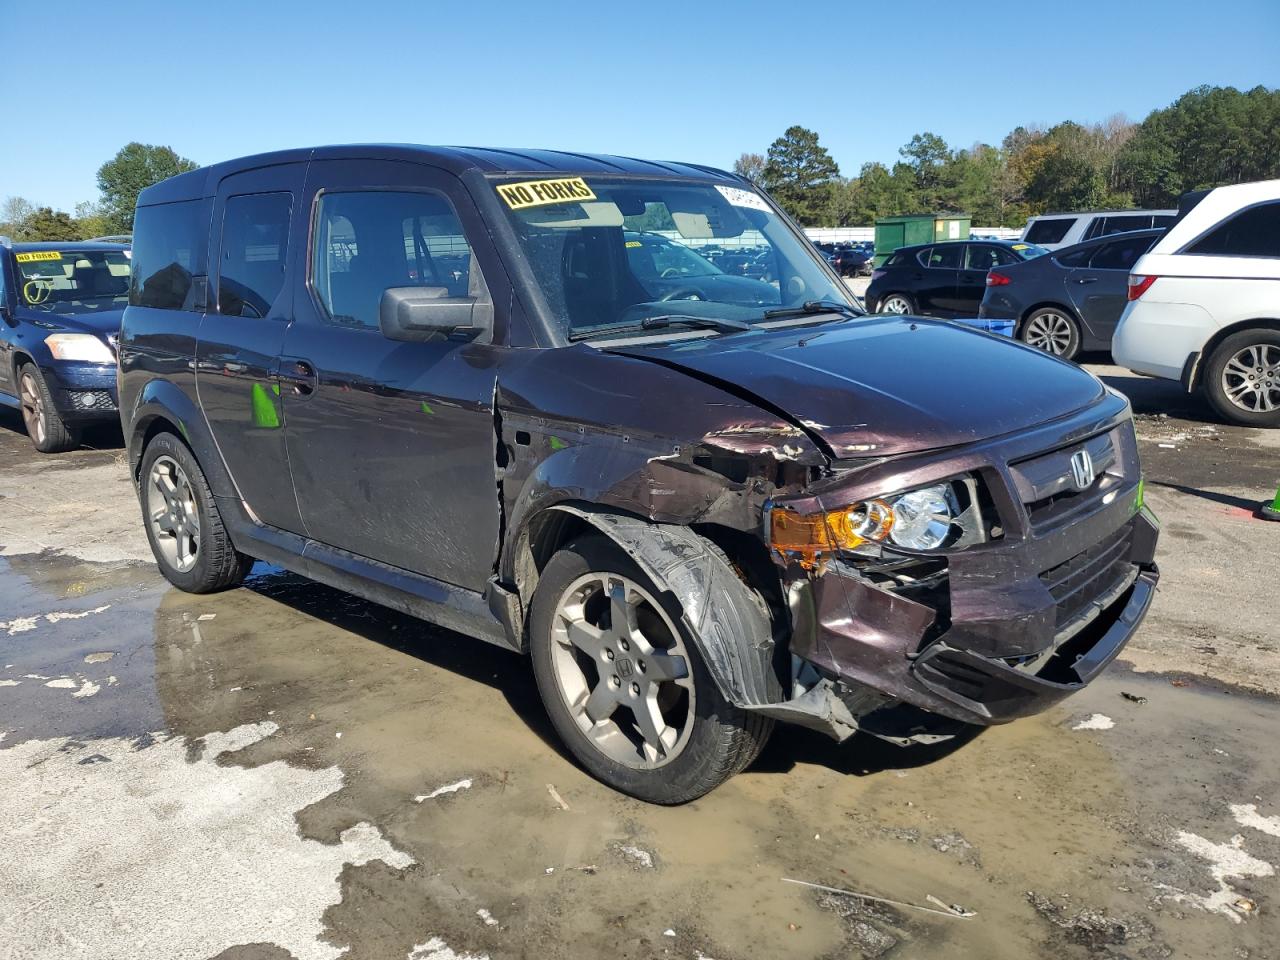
{"left": 311, "top": 191, "right": 479, "bottom": 330}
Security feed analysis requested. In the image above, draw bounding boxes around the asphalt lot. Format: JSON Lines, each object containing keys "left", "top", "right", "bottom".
{"left": 1, "top": 362, "right": 1278, "bottom": 960}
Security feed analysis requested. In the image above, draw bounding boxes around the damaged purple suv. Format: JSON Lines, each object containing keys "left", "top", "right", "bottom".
{"left": 118, "top": 146, "right": 1159, "bottom": 803}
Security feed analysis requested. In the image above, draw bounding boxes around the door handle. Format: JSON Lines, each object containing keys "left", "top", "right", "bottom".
{"left": 1076, "top": 277, "right": 1099, "bottom": 285}
{"left": 275, "top": 359, "right": 317, "bottom": 397}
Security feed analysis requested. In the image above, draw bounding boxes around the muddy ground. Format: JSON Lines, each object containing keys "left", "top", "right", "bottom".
{"left": 1, "top": 363, "right": 1277, "bottom": 960}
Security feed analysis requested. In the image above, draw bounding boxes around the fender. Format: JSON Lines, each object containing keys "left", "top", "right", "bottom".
{"left": 125, "top": 378, "right": 238, "bottom": 502}
{"left": 541, "top": 504, "right": 781, "bottom": 709}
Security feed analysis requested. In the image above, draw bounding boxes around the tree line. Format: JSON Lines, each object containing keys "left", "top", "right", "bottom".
{"left": 737, "top": 85, "right": 1280, "bottom": 227}
{"left": 1, "top": 143, "right": 197, "bottom": 241}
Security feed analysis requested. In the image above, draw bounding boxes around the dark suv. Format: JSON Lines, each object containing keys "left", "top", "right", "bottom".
{"left": 1, "top": 240, "right": 129, "bottom": 451}
{"left": 119, "top": 145, "right": 1159, "bottom": 803}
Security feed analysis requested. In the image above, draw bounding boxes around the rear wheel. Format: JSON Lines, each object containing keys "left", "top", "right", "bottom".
{"left": 18, "top": 363, "right": 79, "bottom": 453}
{"left": 1203, "top": 329, "right": 1280, "bottom": 427}
{"left": 139, "top": 432, "right": 254, "bottom": 592}
{"left": 529, "top": 536, "right": 771, "bottom": 804}
{"left": 878, "top": 293, "right": 915, "bottom": 315}
{"left": 1021, "top": 307, "right": 1080, "bottom": 360}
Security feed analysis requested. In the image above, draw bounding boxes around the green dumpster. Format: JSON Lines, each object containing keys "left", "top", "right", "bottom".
{"left": 873, "top": 214, "right": 971, "bottom": 266}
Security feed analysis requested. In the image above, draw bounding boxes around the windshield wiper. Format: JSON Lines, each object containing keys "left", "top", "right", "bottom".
{"left": 639, "top": 314, "right": 751, "bottom": 332}
{"left": 762, "top": 299, "right": 862, "bottom": 321}
{"left": 570, "top": 314, "right": 750, "bottom": 341}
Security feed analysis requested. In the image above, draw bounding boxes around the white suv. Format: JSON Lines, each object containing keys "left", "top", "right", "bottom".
{"left": 1021, "top": 209, "right": 1176, "bottom": 251}
{"left": 1112, "top": 179, "right": 1280, "bottom": 427}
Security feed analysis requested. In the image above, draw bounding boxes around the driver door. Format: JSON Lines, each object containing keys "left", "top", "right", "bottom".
{"left": 278, "top": 159, "right": 513, "bottom": 592}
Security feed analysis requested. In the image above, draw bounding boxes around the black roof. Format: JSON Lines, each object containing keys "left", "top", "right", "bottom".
{"left": 139, "top": 144, "right": 740, "bottom": 206}
{"left": 891, "top": 238, "right": 1038, "bottom": 253}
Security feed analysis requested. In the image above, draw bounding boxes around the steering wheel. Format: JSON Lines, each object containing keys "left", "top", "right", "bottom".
{"left": 660, "top": 267, "right": 682, "bottom": 279}
{"left": 659, "top": 286, "right": 703, "bottom": 302}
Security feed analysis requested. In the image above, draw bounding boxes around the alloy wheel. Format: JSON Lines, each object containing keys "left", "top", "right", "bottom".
{"left": 146, "top": 455, "right": 200, "bottom": 572}
{"left": 880, "top": 295, "right": 911, "bottom": 314}
{"left": 19, "top": 372, "right": 46, "bottom": 445}
{"left": 1024, "top": 312, "right": 1074, "bottom": 355}
{"left": 1221, "top": 343, "right": 1280, "bottom": 413}
{"left": 548, "top": 572, "right": 696, "bottom": 769}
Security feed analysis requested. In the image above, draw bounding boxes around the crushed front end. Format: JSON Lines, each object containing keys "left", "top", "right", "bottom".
{"left": 762, "top": 398, "right": 1158, "bottom": 738}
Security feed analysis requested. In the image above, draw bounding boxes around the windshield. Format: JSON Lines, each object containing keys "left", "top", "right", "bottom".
{"left": 15, "top": 248, "right": 131, "bottom": 314}
{"left": 495, "top": 176, "right": 854, "bottom": 339}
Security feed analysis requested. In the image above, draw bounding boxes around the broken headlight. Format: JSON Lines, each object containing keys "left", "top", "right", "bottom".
{"left": 768, "top": 481, "right": 971, "bottom": 567}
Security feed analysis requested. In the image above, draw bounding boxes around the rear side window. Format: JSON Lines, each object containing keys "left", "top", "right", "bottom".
{"left": 1084, "top": 214, "right": 1151, "bottom": 240}
{"left": 1187, "top": 202, "right": 1280, "bottom": 258}
{"left": 1055, "top": 247, "right": 1093, "bottom": 268}
{"left": 1089, "top": 234, "right": 1157, "bottom": 270}
{"left": 218, "top": 193, "right": 292, "bottom": 318}
{"left": 1025, "top": 218, "right": 1075, "bottom": 245}
{"left": 129, "top": 199, "right": 211, "bottom": 310}
{"left": 311, "top": 190, "right": 479, "bottom": 330}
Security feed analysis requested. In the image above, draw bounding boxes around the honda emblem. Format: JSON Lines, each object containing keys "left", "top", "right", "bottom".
{"left": 1070, "top": 449, "right": 1095, "bottom": 491}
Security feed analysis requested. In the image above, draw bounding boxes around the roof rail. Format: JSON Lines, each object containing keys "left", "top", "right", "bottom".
{"left": 87, "top": 234, "right": 132, "bottom": 244}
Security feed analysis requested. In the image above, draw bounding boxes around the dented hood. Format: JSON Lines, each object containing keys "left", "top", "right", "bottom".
{"left": 606, "top": 317, "right": 1107, "bottom": 458}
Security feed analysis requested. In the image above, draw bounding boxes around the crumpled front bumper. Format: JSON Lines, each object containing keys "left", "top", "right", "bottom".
{"left": 779, "top": 502, "right": 1159, "bottom": 733}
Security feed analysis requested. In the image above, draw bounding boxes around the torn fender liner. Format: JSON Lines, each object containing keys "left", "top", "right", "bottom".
{"left": 545, "top": 505, "right": 780, "bottom": 706}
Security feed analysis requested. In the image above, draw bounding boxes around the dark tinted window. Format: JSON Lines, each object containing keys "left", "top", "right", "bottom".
{"left": 1188, "top": 202, "right": 1280, "bottom": 258}
{"left": 965, "top": 245, "right": 1018, "bottom": 270}
{"left": 1089, "top": 234, "right": 1157, "bottom": 270}
{"left": 129, "top": 199, "right": 211, "bottom": 310}
{"left": 1056, "top": 247, "right": 1093, "bottom": 268}
{"left": 885, "top": 251, "right": 910, "bottom": 266}
{"left": 218, "top": 193, "right": 292, "bottom": 318}
{"left": 919, "top": 244, "right": 962, "bottom": 269}
{"left": 1025, "top": 217, "right": 1075, "bottom": 244}
{"left": 312, "top": 190, "right": 478, "bottom": 330}
{"left": 1084, "top": 214, "right": 1151, "bottom": 240}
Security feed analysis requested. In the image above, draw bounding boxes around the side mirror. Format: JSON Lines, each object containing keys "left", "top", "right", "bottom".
{"left": 379, "top": 286, "right": 493, "bottom": 342}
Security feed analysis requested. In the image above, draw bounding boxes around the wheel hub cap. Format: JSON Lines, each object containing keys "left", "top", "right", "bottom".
{"left": 19, "top": 373, "right": 45, "bottom": 444}
{"left": 549, "top": 573, "right": 695, "bottom": 770}
{"left": 1025, "top": 313, "right": 1072, "bottom": 355}
{"left": 1222, "top": 344, "right": 1280, "bottom": 413}
{"left": 146, "top": 456, "right": 200, "bottom": 572}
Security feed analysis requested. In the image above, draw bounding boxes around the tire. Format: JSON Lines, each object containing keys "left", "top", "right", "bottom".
{"left": 17, "top": 363, "right": 79, "bottom": 453}
{"left": 529, "top": 535, "right": 772, "bottom": 804}
{"left": 1203, "top": 329, "right": 1280, "bottom": 427}
{"left": 877, "top": 293, "right": 915, "bottom": 315}
{"left": 1020, "top": 307, "right": 1081, "bottom": 360}
{"left": 138, "top": 432, "right": 254, "bottom": 592}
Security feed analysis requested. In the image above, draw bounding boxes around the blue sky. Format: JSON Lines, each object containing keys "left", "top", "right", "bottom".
{"left": 2, "top": 0, "right": 1277, "bottom": 212}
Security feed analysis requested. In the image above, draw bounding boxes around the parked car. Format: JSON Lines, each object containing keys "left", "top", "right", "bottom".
{"left": 978, "top": 229, "right": 1163, "bottom": 360}
{"left": 865, "top": 239, "right": 1048, "bottom": 317}
{"left": 119, "top": 144, "right": 1158, "bottom": 803}
{"left": 0, "top": 239, "right": 129, "bottom": 451}
{"left": 1021, "top": 209, "right": 1176, "bottom": 251}
{"left": 623, "top": 231, "right": 776, "bottom": 304}
{"left": 1113, "top": 179, "right": 1280, "bottom": 427}
{"left": 830, "top": 247, "right": 871, "bottom": 277}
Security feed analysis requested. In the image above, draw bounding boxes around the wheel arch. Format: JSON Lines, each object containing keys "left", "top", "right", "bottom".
{"left": 1018, "top": 300, "right": 1081, "bottom": 338}
{"left": 1187, "top": 317, "right": 1280, "bottom": 393}
{"left": 125, "top": 379, "right": 238, "bottom": 501}
{"left": 516, "top": 502, "right": 784, "bottom": 708}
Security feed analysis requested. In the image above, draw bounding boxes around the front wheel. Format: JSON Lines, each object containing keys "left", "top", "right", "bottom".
{"left": 529, "top": 536, "right": 771, "bottom": 804}
{"left": 1021, "top": 307, "right": 1080, "bottom": 360}
{"left": 139, "top": 432, "right": 255, "bottom": 592}
{"left": 1203, "top": 329, "right": 1280, "bottom": 427}
{"left": 18, "top": 363, "right": 79, "bottom": 453}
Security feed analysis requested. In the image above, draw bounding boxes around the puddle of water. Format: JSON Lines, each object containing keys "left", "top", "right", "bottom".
{"left": 3, "top": 548, "right": 1278, "bottom": 958}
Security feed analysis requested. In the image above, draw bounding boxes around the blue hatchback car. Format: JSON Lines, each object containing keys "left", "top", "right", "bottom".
{"left": 0, "top": 239, "right": 128, "bottom": 451}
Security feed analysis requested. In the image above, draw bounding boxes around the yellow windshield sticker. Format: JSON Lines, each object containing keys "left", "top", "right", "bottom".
{"left": 625, "top": 240, "right": 642, "bottom": 248}
{"left": 1011, "top": 243, "right": 1029, "bottom": 250}
{"left": 15, "top": 250, "right": 63, "bottom": 263}
{"left": 497, "top": 177, "right": 595, "bottom": 210}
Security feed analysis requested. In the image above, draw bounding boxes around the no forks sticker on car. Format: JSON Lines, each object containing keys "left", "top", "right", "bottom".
{"left": 15, "top": 251, "right": 63, "bottom": 263}
{"left": 496, "top": 177, "right": 596, "bottom": 210}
